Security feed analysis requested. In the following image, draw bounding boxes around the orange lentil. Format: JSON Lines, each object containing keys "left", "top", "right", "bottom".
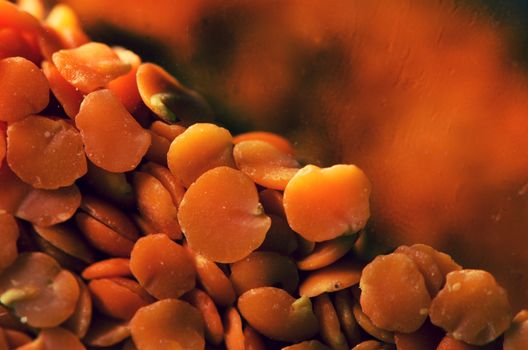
{"left": 88, "top": 277, "right": 153, "bottom": 320}
{"left": 84, "top": 316, "right": 130, "bottom": 347}
{"left": 45, "top": 4, "right": 89, "bottom": 48}
{"left": 80, "top": 195, "right": 139, "bottom": 243}
{"left": 52, "top": 42, "right": 129, "bottom": 93}
{"left": 75, "top": 212, "right": 136, "bottom": 257}
{"left": 299, "top": 258, "right": 363, "bottom": 297}
{"left": 0, "top": 124, "right": 5, "bottom": 167}
{"left": 0, "top": 1, "right": 41, "bottom": 33}
{"left": 352, "top": 302, "right": 395, "bottom": 344}
{"left": 233, "top": 131, "right": 295, "bottom": 156}
{"left": 183, "top": 289, "right": 224, "bottom": 346}
{"left": 187, "top": 249, "right": 236, "bottom": 307}
{"left": 258, "top": 188, "right": 286, "bottom": 217}
{"left": 167, "top": 123, "right": 235, "bottom": 188}
{"left": 82, "top": 258, "right": 131, "bottom": 280}
{"left": 149, "top": 120, "right": 186, "bottom": 141}
{"left": 297, "top": 234, "right": 359, "bottom": 271}
{"left": 107, "top": 47, "right": 142, "bottom": 113}
{"left": 0, "top": 214, "right": 19, "bottom": 272}
{"left": 64, "top": 276, "right": 92, "bottom": 338}
{"left": 136, "top": 62, "right": 213, "bottom": 124}
{"left": 360, "top": 253, "right": 431, "bottom": 333}
{"left": 15, "top": 182, "right": 81, "bottom": 227}
{"left": 351, "top": 340, "right": 394, "bottom": 350}
{"left": 0, "top": 57, "right": 49, "bottom": 122}
{"left": 0, "top": 28, "right": 37, "bottom": 61}
{"left": 393, "top": 320, "right": 444, "bottom": 350}
{"left": 7, "top": 115, "right": 87, "bottom": 189}
{"left": 130, "top": 234, "right": 196, "bottom": 299}
{"left": 32, "top": 223, "right": 95, "bottom": 265}
{"left": 178, "top": 166, "right": 271, "bottom": 263}
{"left": 41, "top": 60, "right": 83, "bottom": 119}
{"left": 429, "top": 269, "right": 512, "bottom": 345}
{"left": 238, "top": 287, "right": 319, "bottom": 343}
{"left": 224, "top": 307, "right": 246, "bottom": 350}
{"left": 313, "top": 293, "right": 348, "bottom": 350}
{"left": 3, "top": 328, "right": 32, "bottom": 348}
{"left": 243, "top": 326, "right": 267, "bottom": 350}
{"left": 0, "top": 4, "right": 519, "bottom": 349}
{"left": 333, "top": 290, "right": 362, "bottom": 346}
{"left": 284, "top": 164, "right": 371, "bottom": 242}
{"left": 130, "top": 299, "right": 205, "bottom": 350}
{"left": 282, "top": 340, "right": 332, "bottom": 350}
{"left": 16, "top": 0, "right": 45, "bottom": 21}
{"left": 504, "top": 310, "right": 528, "bottom": 350}
{"left": 141, "top": 161, "right": 186, "bottom": 206}
{"left": 17, "top": 327, "right": 86, "bottom": 350}
{"left": 75, "top": 89, "right": 151, "bottom": 172}
{"left": 435, "top": 335, "right": 499, "bottom": 350}
{"left": 0, "top": 252, "right": 79, "bottom": 328}
{"left": 133, "top": 171, "right": 182, "bottom": 240}
{"left": 233, "top": 140, "right": 300, "bottom": 190}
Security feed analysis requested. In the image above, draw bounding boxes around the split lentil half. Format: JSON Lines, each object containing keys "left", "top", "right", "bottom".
{"left": 0, "top": 1, "right": 520, "bottom": 349}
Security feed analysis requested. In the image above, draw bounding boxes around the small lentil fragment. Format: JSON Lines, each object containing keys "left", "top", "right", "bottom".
{"left": 429, "top": 269, "right": 512, "bottom": 345}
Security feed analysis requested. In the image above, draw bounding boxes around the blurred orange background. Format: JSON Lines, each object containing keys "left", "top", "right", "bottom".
{"left": 62, "top": 0, "right": 528, "bottom": 311}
